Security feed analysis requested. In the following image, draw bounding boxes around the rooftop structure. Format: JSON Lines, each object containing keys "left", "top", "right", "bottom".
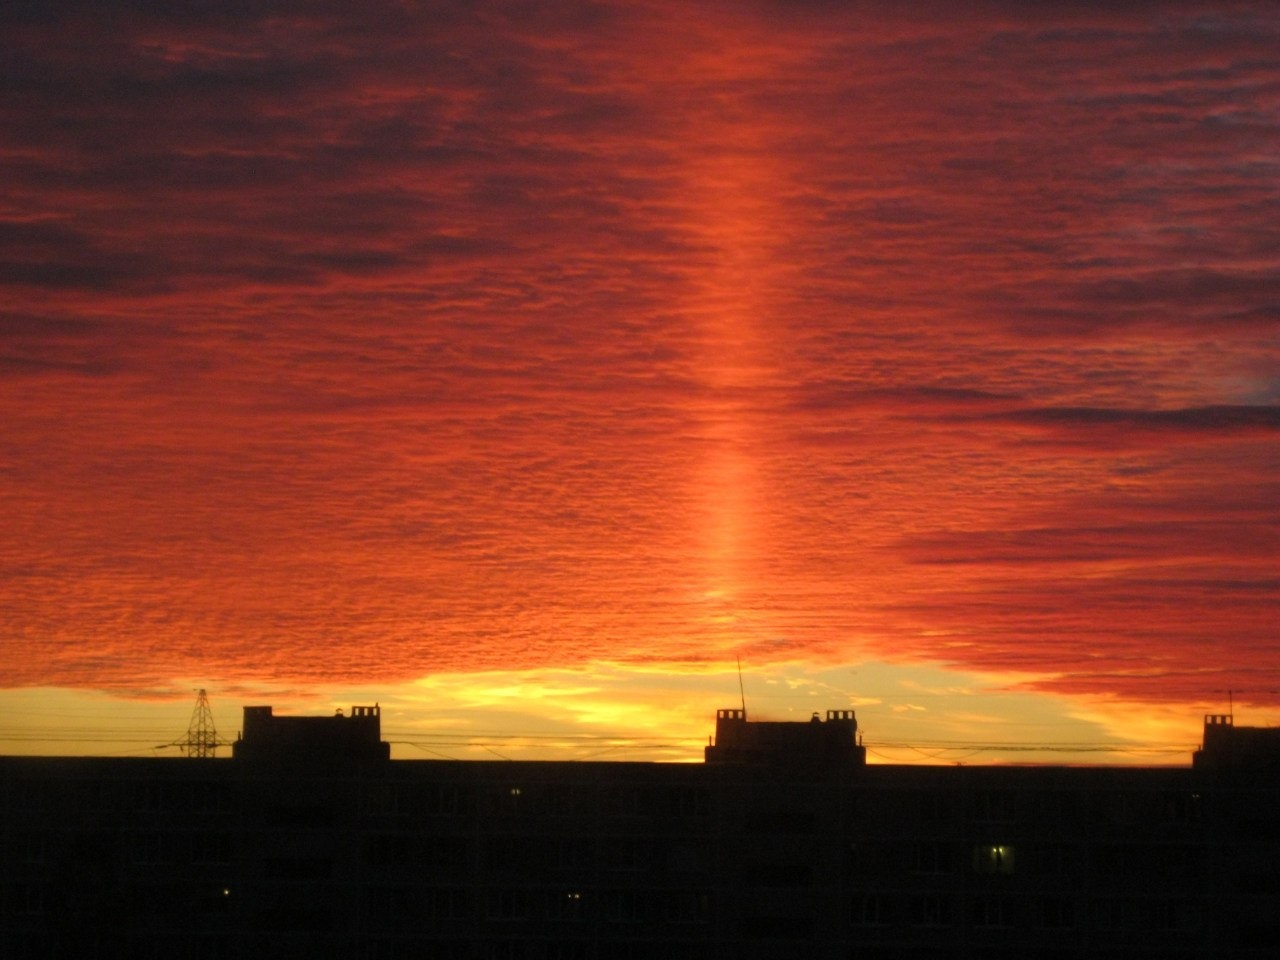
{"left": 704, "top": 708, "right": 866, "bottom": 766}
{"left": 231, "top": 704, "right": 390, "bottom": 763}
{"left": 1193, "top": 713, "right": 1280, "bottom": 771}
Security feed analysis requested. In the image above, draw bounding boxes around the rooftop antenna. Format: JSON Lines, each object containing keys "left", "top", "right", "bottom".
{"left": 182, "top": 688, "right": 220, "bottom": 758}
{"left": 1214, "top": 688, "right": 1280, "bottom": 722}
{"left": 737, "top": 655, "right": 747, "bottom": 718}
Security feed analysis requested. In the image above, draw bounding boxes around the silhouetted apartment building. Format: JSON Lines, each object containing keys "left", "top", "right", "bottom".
{"left": 704, "top": 707, "right": 865, "bottom": 765}
{"left": 3, "top": 706, "right": 1279, "bottom": 959}
{"left": 232, "top": 704, "right": 390, "bottom": 764}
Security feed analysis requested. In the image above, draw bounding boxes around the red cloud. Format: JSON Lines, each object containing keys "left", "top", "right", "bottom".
{"left": 2, "top": 2, "right": 1277, "bottom": 713}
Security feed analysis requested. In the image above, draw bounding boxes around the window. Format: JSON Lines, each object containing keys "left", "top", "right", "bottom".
{"left": 196, "top": 886, "right": 233, "bottom": 917}
{"left": 193, "top": 781, "right": 236, "bottom": 813}
{"left": 1033, "top": 790, "right": 1079, "bottom": 824}
{"left": 600, "top": 889, "right": 642, "bottom": 923}
{"left": 1091, "top": 897, "right": 1136, "bottom": 930}
{"left": 423, "top": 888, "right": 471, "bottom": 920}
{"left": 485, "top": 786, "right": 523, "bottom": 816}
{"left": 659, "top": 889, "right": 710, "bottom": 923}
{"left": 17, "top": 832, "right": 49, "bottom": 863}
{"left": 407, "top": 783, "right": 468, "bottom": 816}
{"left": 486, "top": 889, "right": 528, "bottom": 921}
{"left": 361, "top": 781, "right": 400, "bottom": 816}
{"left": 264, "top": 857, "right": 332, "bottom": 880}
{"left": 913, "top": 841, "right": 953, "bottom": 875}
{"left": 545, "top": 890, "right": 586, "bottom": 922}
{"left": 554, "top": 837, "right": 596, "bottom": 870}
{"left": 746, "top": 806, "right": 816, "bottom": 833}
{"left": 1162, "top": 792, "right": 1201, "bottom": 824}
{"left": 972, "top": 790, "right": 1017, "bottom": 823}
{"left": 907, "top": 895, "right": 951, "bottom": 927}
{"left": 740, "top": 916, "right": 813, "bottom": 939}
{"left": 600, "top": 836, "right": 646, "bottom": 872}
{"left": 486, "top": 836, "right": 543, "bottom": 875}
{"left": 364, "top": 884, "right": 413, "bottom": 923}
{"left": 194, "top": 934, "right": 232, "bottom": 960}
{"left": 13, "top": 881, "right": 45, "bottom": 915}
{"left": 191, "top": 832, "right": 232, "bottom": 865}
{"left": 667, "top": 840, "right": 709, "bottom": 874}
{"left": 970, "top": 896, "right": 1007, "bottom": 927}
{"left": 483, "top": 942, "right": 527, "bottom": 960}
{"left": 660, "top": 786, "right": 709, "bottom": 818}
{"left": 744, "top": 859, "right": 813, "bottom": 887}
{"left": 1030, "top": 843, "right": 1078, "bottom": 878}
{"left": 972, "top": 844, "right": 1015, "bottom": 875}
{"left": 131, "top": 832, "right": 169, "bottom": 865}
{"left": 601, "top": 787, "right": 642, "bottom": 817}
{"left": 1037, "top": 897, "right": 1075, "bottom": 929}
{"left": 912, "top": 790, "right": 952, "bottom": 822}
{"left": 851, "top": 894, "right": 887, "bottom": 925}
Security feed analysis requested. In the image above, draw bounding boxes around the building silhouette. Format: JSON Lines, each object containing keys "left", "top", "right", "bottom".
{"left": 2, "top": 705, "right": 1278, "bottom": 959}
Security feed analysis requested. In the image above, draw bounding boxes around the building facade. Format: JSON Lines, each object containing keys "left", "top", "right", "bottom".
{"left": 2, "top": 708, "right": 1277, "bottom": 959}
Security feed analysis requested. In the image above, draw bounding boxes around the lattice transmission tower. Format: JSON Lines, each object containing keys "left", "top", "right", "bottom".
{"left": 182, "top": 688, "right": 220, "bottom": 758}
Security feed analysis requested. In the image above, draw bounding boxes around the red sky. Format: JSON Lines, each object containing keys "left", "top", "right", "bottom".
{"left": 2, "top": 1, "right": 1278, "bottom": 758}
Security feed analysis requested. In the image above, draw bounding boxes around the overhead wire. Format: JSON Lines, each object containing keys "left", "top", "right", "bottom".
{"left": 1, "top": 728, "right": 1195, "bottom": 756}
{"left": 2, "top": 711, "right": 1200, "bottom": 761}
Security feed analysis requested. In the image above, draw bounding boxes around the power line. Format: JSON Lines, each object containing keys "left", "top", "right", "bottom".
{"left": 2, "top": 732, "right": 1187, "bottom": 762}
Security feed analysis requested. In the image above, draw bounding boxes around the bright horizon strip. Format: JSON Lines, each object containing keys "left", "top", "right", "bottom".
{"left": 0, "top": 659, "right": 1252, "bottom": 766}
{"left": 1, "top": 3, "right": 1278, "bottom": 755}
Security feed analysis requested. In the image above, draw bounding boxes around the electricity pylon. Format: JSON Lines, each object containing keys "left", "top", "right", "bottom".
{"left": 183, "top": 688, "right": 220, "bottom": 758}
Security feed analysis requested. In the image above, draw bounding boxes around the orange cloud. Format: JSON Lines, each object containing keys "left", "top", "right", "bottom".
{"left": 1, "top": 2, "right": 1277, "bottom": 728}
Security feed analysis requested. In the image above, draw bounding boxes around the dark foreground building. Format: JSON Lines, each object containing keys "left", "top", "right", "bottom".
{"left": 3, "top": 706, "right": 1278, "bottom": 959}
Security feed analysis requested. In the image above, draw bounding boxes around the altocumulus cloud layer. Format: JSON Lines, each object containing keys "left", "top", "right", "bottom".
{"left": 1, "top": 1, "right": 1278, "bottom": 705}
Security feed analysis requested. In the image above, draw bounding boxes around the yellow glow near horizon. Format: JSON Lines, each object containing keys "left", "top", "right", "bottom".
{"left": 3, "top": 658, "right": 1264, "bottom": 766}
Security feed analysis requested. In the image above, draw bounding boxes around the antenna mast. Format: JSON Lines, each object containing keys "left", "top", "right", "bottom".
{"left": 737, "top": 656, "right": 747, "bottom": 718}
{"left": 183, "top": 688, "right": 220, "bottom": 758}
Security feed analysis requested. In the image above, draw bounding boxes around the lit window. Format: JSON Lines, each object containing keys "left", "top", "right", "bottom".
{"left": 973, "top": 844, "right": 1015, "bottom": 875}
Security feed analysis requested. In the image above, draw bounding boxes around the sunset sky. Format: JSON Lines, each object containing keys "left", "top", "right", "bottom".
{"left": 2, "top": 1, "right": 1278, "bottom": 762}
